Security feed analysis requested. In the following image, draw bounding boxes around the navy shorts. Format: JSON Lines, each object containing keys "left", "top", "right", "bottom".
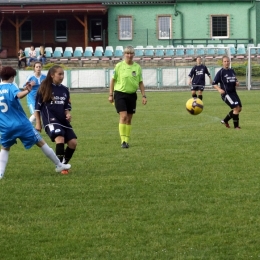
{"left": 191, "top": 85, "right": 204, "bottom": 91}
{"left": 221, "top": 93, "right": 242, "bottom": 109}
{"left": 114, "top": 91, "right": 137, "bottom": 114}
{"left": 45, "top": 124, "right": 77, "bottom": 142}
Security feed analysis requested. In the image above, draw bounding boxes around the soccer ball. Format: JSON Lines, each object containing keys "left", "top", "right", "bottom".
{"left": 186, "top": 98, "right": 204, "bottom": 115}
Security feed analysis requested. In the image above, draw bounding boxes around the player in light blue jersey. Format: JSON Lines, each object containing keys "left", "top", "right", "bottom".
{"left": 0, "top": 66, "right": 71, "bottom": 180}
{"left": 24, "top": 62, "right": 46, "bottom": 123}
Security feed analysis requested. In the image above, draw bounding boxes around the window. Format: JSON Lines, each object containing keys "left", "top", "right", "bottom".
{"left": 90, "top": 19, "right": 102, "bottom": 41}
{"left": 20, "top": 20, "right": 32, "bottom": 42}
{"left": 157, "top": 15, "right": 171, "bottom": 39}
{"left": 211, "top": 15, "right": 229, "bottom": 38}
{"left": 118, "top": 16, "right": 132, "bottom": 40}
{"left": 55, "top": 20, "right": 67, "bottom": 42}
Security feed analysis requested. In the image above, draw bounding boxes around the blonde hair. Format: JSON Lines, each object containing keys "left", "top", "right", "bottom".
{"left": 124, "top": 45, "right": 134, "bottom": 54}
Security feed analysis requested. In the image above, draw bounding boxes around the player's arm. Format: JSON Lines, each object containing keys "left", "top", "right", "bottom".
{"left": 108, "top": 78, "right": 115, "bottom": 103}
{"left": 188, "top": 67, "right": 194, "bottom": 85}
{"left": 34, "top": 110, "right": 42, "bottom": 132}
{"left": 17, "top": 82, "right": 32, "bottom": 99}
{"left": 139, "top": 81, "right": 147, "bottom": 105}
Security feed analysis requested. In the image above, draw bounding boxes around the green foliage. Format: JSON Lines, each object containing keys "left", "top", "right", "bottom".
{"left": 25, "top": 63, "right": 68, "bottom": 70}
{"left": 1, "top": 91, "right": 260, "bottom": 259}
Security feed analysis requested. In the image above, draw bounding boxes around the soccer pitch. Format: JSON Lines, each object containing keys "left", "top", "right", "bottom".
{"left": 1, "top": 90, "right": 260, "bottom": 259}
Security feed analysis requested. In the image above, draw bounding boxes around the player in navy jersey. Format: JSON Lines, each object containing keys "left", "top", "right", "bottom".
{"left": 212, "top": 56, "right": 241, "bottom": 129}
{"left": 188, "top": 56, "right": 212, "bottom": 100}
{"left": 0, "top": 66, "right": 71, "bottom": 179}
{"left": 24, "top": 62, "right": 46, "bottom": 123}
{"left": 35, "top": 65, "right": 77, "bottom": 174}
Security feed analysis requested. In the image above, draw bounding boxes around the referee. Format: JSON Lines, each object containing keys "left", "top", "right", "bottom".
{"left": 108, "top": 45, "right": 147, "bottom": 148}
{"left": 188, "top": 56, "right": 212, "bottom": 100}
{"left": 213, "top": 56, "right": 242, "bottom": 129}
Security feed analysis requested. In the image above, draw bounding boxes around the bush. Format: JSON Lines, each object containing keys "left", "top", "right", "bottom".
{"left": 25, "top": 62, "right": 68, "bottom": 70}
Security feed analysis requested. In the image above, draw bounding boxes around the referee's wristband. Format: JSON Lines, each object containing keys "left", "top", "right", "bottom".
{"left": 142, "top": 95, "right": 147, "bottom": 98}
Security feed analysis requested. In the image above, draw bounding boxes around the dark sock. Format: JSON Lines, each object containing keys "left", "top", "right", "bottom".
{"left": 198, "top": 95, "right": 203, "bottom": 100}
{"left": 192, "top": 94, "right": 197, "bottom": 98}
{"left": 63, "top": 147, "right": 75, "bottom": 164}
{"left": 56, "top": 143, "right": 65, "bottom": 162}
{"left": 223, "top": 110, "right": 233, "bottom": 123}
{"left": 233, "top": 114, "right": 239, "bottom": 128}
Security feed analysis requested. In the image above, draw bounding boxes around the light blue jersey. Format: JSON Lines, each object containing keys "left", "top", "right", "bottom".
{"left": 0, "top": 82, "right": 42, "bottom": 149}
{"left": 24, "top": 73, "right": 46, "bottom": 114}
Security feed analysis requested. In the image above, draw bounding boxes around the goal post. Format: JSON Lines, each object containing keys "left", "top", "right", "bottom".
{"left": 247, "top": 47, "right": 260, "bottom": 90}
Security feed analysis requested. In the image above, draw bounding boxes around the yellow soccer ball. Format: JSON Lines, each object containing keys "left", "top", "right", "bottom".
{"left": 186, "top": 98, "right": 204, "bottom": 115}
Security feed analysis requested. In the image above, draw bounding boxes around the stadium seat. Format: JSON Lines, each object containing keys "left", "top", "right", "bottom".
{"left": 153, "top": 49, "right": 165, "bottom": 61}
{"left": 205, "top": 44, "right": 215, "bottom": 60}
{"left": 185, "top": 45, "right": 195, "bottom": 61}
{"left": 81, "top": 50, "right": 93, "bottom": 62}
{"left": 35, "top": 47, "right": 40, "bottom": 53}
{"left": 236, "top": 44, "right": 246, "bottom": 59}
{"left": 54, "top": 47, "right": 63, "bottom": 54}
{"left": 70, "top": 50, "right": 82, "bottom": 62}
{"left": 143, "top": 46, "right": 154, "bottom": 62}
{"left": 60, "top": 50, "right": 72, "bottom": 63}
{"left": 227, "top": 44, "right": 236, "bottom": 58}
{"left": 95, "top": 46, "right": 104, "bottom": 53}
{"left": 196, "top": 45, "right": 205, "bottom": 56}
{"left": 45, "top": 47, "right": 53, "bottom": 54}
{"left": 163, "top": 48, "right": 174, "bottom": 62}
{"left": 75, "top": 47, "right": 83, "bottom": 54}
{"left": 215, "top": 44, "right": 226, "bottom": 59}
{"left": 45, "top": 50, "right": 52, "bottom": 58}
{"left": 116, "top": 46, "right": 124, "bottom": 52}
{"left": 64, "top": 47, "right": 73, "bottom": 53}
{"left": 85, "top": 46, "right": 94, "bottom": 54}
{"left": 112, "top": 49, "right": 123, "bottom": 62}
{"left": 24, "top": 50, "right": 30, "bottom": 58}
{"left": 50, "top": 50, "right": 62, "bottom": 62}
{"left": 133, "top": 49, "right": 143, "bottom": 62}
{"left": 101, "top": 49, "right": 113, "bottom": 61}
{"left": 105, "top": 46, "right": 114, "bottom": 53}
{"left": 174, "top": 45, "right": 184, "bottom": 61}
{"left": 92, "top": 50, "right": 103, "bottom": 61}
{"left": 247, "top": 43, "right": 257, "bottom": 58}
{"left": 24, "top": 47, "right": 31, "bottom": 52}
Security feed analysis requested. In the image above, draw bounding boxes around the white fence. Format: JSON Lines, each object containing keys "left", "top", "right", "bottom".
{"left": 15, "top": 67, "right": 217, "bottom": 89}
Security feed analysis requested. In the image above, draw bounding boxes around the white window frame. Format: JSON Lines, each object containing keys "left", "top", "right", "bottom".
{"left": 118, "top": 16, "right": 133, "bottom": 40}
{"left": 55, "top": 19, "right": 67, "bottom": 42}
{"left": 157, "top": 15, "right": 172, "bottom": 39}
{"left": 211, "top": 15, "right": 229, "bottom": 39}
{"left": 20, "top": 20, "right": 32, "bottom": 42}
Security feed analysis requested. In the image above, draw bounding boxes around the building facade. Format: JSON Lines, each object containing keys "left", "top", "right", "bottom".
{"left": 0, "top": 0, "right": 258, "bottom": 57}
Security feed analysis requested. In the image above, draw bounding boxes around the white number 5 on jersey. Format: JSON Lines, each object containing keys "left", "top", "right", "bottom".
{"left": 0, "top": 96, "right": 8, "bottom": 112}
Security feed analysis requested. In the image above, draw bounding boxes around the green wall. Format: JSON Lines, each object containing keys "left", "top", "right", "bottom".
{"left": 107, "top": 1, "right": 256, "bottom": 48}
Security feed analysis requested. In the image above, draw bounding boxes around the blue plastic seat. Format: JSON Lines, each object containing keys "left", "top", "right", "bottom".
{"left": 50, "top": 50, "right": 62, "bottom": 62}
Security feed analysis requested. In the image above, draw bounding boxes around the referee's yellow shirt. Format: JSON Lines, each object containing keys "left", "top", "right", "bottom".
{"left": 112, "top": 61, "right": 143, "bottom": 94}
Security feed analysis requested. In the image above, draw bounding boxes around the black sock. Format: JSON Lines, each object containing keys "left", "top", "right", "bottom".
{"left": 56, "top": 143, "right": 65, "bottom": 162}
{"left": 63, "top": 147, "right": 75, "bottom": 164}
{"left": 198, "top": 95, "right": 203, "bottom": 100}
{"left": 223, "top": 110, "right": 233, "bottom": 123}
{"left": 192, "top": 94, "right": 197, "bottom": 98}
{"left": 233, "top": 114, "right": 239, "bottom": 128}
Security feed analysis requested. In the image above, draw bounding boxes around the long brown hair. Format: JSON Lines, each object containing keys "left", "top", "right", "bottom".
{"left": 38, "top": 65, "right": 62, "bottom": 103}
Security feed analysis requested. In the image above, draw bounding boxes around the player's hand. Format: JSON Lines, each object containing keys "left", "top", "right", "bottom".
{"left": 25, "top": 82, "right": 32, "bottom": 92}
{"left": 35, "top": 123, "right": 42, "bottom": 132}
{"left": 108, "top": 95, "right": 114, "bottom": 103}
{"left": 30, "top": 81, "right": 36, "bottom": 86}
{"left": 219, "top": 89, "right": 225, "bottom": 95}
{"left": 66, "top": 113, "right": 72, "bottom": 122}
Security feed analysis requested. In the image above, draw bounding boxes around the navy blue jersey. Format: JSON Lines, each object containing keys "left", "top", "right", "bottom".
{"left": 212, "top": 68, "right": 238, "bottom": 94}
{"left": 188, "top": 65, "right": 210, "bottom": 86}
{"left": 35, "top": 83, "right": 72, "bottom": 130}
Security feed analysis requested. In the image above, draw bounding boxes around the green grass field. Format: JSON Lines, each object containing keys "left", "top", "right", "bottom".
{"left": 1, "top": 90, "right": 260, "bottom": 260}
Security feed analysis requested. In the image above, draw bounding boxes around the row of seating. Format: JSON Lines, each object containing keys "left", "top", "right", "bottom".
{"left": 23, "top": 44, "right": 260, "bottom": 63}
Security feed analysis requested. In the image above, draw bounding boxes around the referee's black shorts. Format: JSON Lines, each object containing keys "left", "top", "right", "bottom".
{"left": 221, "top": 93, "right": 242, "bottom": 109}
{"left": 114, "top": 91, "right": 137, "bottom": 114}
